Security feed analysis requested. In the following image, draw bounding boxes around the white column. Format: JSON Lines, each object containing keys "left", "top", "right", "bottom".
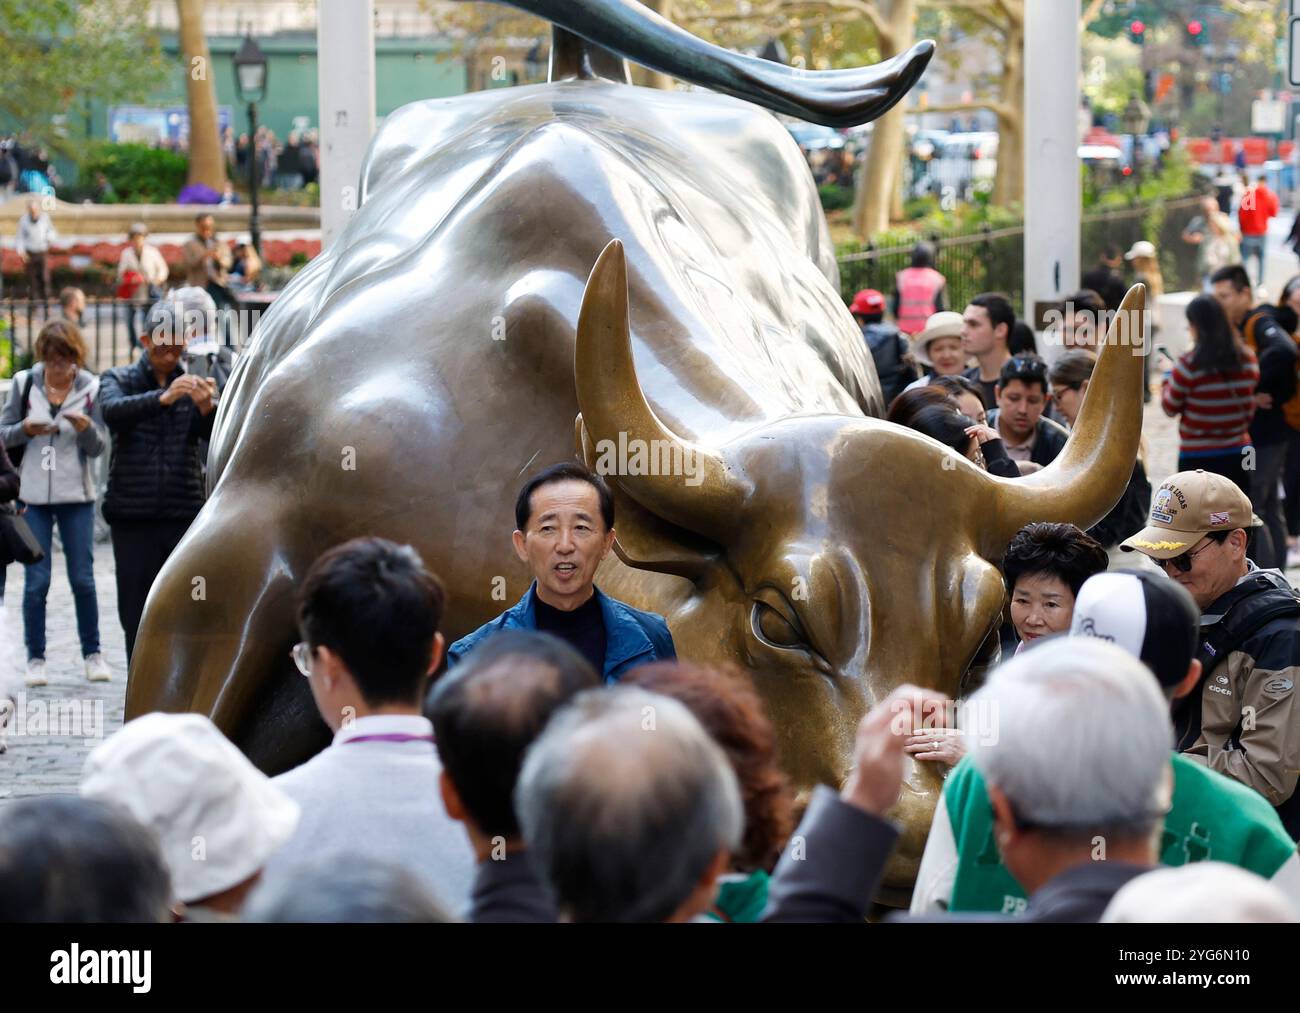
{"left": 1023, "top": 1, "right": 1080, "bottom": 355}
{"left": 317, "top": 0, "right": 376, "bottom": 249}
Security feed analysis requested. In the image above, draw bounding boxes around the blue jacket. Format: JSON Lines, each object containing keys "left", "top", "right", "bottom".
{"left": 447, "top": 584, "right": 676, "bottom": 684}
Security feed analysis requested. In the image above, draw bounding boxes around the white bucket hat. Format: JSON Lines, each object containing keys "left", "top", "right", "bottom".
{"left": 1124, "top": 240, "right": 1156, "bottom": 260}
{"left": 81, "top": 713, "right": 300, "bottom": 905}
{"left": 913, "top": 310, "right": 965, "bottom": 364}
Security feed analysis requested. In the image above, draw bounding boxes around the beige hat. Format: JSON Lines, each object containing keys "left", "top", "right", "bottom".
{"left": 81, "top": 713, "right": 300, "bottom": 905}
{"left": 1124, "top": 240, "right": 1156, "bottom": 260}
{"left": 1120, "top": 469, "right": 1262, "bottom": 560}
{"left": 914, "top": 311, "right": 965, "bottom": 362}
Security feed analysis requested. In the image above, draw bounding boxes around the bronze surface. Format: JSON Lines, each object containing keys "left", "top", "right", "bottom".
{"left": 126, "top": 4, "right": 1142, "bottom": 890}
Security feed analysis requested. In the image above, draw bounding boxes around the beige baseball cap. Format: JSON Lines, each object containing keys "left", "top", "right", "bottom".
{"left": 1120, "top": 469, "right": 1262, "bottom": 560}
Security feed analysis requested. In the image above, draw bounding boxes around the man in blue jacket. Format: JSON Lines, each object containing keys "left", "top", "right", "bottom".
{"left": 447, "top": 462, "right": 675, "bottom": 683}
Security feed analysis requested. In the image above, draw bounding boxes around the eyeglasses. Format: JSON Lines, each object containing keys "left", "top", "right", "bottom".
{"left": 1159, "top": 538, "right": 1217, "bottom": 574}
{"left": 291, "top": 641, "right": 315, "bottom": 677}
{"left": 1050, "top": 384, "right": 1079, "bottom": 400}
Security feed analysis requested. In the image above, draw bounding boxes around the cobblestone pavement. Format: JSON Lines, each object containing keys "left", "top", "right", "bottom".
{"left": 4, "top": 222, "right": 1300, "bottom": 803}
{"left": 0, "top": 535, "right": 126, "bottom": 804}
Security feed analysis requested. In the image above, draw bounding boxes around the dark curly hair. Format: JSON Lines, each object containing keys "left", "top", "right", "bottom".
{"left": 1002, "top": 522, "right": 1109, "bottom": 598}
{"left": 624, "top": 661, "right": 793, "bottom": 873}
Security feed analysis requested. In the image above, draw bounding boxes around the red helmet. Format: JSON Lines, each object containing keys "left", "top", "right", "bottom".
{"left": 849, "top": 289, "right": 885, "bottom": 316}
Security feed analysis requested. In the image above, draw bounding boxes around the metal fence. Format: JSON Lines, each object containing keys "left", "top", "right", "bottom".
{"left": 836, "top": 194, "right": 1207, "bottom": 315}
{"left": 0, "top": 297, "right": 268, "bottom": 378}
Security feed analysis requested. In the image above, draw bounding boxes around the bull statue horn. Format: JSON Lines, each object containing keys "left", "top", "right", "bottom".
{"left": 575, "top": 239, "right": 746, "bottom": 541}
{"left": 985, "top": 283, "right": 1147, "bottom": 550}
{"left": 488, "top": 0, "right": 934, "bottom": 128}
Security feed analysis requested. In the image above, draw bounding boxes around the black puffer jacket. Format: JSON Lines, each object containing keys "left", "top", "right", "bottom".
{"left": 99, "top": 354, "right": 216, "bottom": 523}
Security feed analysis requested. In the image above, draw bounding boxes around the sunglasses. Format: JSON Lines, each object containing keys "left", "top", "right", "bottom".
{"left": 1004, "top": 357, "right": 1048, "bottom": 380}
{"left": 1159, "top": 538, "right": 1217, "bottom": 574}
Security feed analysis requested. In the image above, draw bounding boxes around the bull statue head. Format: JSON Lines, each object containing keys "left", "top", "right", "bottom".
{"left": 576, "top": 240, "right": 1146, "bottom": 893}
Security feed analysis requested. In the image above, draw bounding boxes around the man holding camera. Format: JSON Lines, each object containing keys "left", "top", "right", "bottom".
{"left": 99, "top": 298, "right": 222, "bottom": 663}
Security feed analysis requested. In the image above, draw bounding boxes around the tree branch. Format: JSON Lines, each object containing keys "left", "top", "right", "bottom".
{"left": 913, "top": 99, "right": 1016, "bottom": 121}
{"left": 684, "top": 0, "right": 891, "bottom": 42}
{"left": 1080, "top": 0, "right": 1106, "bottom": 30}
{"left": 810, "top": 0, "right": 891, "bottom": 41}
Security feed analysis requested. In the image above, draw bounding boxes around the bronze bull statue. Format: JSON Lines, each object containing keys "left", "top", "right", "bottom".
{"left": 126, "top": 0, "right": 1145, "bottom": 895}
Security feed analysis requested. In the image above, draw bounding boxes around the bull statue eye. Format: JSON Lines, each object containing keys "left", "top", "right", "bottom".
{"left": 751, "top": 598, "right": 807, "bottom": 650}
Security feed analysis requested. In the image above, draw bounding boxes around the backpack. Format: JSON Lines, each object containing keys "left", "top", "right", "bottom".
{"left": 864, "top": 322, "right": 915, "bottom": 403}
{"left": 1177, "top": 571, "right": 1300, "bottom": 753}
{"left": 7, "top": 372, "right": 35, "bottom": 469}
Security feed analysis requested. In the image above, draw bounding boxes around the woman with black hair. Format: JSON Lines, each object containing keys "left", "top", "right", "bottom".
{"left": 888, "top": 386, "right": 1020, "bottom": 478}
{"left": 1161, "top": 294, "right": 1260, "bottom": 496}
{"left": 1003, "top": 522, "right": 1109, "bottom": 652}
{"left": 904, "top": 520, "right": 1109, "bottom": 769}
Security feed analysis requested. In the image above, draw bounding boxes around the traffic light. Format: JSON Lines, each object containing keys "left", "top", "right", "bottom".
{"left": 1129, "top": 19, "right": 1146, "bottom": 46}
{"left": 1187, "top": 19, "right": 1206, "bottom": 47}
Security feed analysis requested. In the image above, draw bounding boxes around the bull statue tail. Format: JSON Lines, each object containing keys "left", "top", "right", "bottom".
{"left": 485, "top": 0, "right": 933, "bottom": 128}
{"left": 985, "top": 284, "right": 1147, "bottom": 553}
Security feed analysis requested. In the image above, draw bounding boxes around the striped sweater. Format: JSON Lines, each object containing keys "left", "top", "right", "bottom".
{"left": 1161, "top": 347, "right": 1260, "bottom": 453}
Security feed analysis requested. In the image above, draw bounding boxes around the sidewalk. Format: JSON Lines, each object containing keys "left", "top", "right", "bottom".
{"left": 0, "top": 537, "right": 127, "bottom": 802}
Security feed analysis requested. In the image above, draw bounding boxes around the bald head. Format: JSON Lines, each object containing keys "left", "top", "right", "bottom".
{"left": 516, "top": 686, "right": 743, "bottom": 923}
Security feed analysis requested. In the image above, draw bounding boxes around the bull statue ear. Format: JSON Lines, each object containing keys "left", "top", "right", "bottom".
{"left": 575, "top": 413, "right": 720, "bottom": 582}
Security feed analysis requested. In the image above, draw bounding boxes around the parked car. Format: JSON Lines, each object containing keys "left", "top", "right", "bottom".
{"left": 785, "top": 122, "right": 854, "bottom": 186}
{"left": 919, "top": 131, "right": 998, "bottom": 201}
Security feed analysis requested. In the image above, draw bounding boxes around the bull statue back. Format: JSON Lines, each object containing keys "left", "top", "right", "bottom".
{"left": 127, "top": 0, "right": 1144, "bottom": 897}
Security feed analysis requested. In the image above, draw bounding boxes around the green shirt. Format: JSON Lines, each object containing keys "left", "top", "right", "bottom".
{"left": 911, "top": 752, "right": 1300, "bottom": 915}
{"left": 704, "top": 869, "right": 769, "bottom": 923}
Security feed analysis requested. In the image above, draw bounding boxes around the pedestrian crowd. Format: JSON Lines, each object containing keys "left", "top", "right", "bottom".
{"left": 3, "top": 447, "right": 1300, "bottom": 924}
{"left": 7, "top": 187, "right": 1300, "bottom": 924}
{"left": 227, "top": 125, "right": 320, "bottom": 192}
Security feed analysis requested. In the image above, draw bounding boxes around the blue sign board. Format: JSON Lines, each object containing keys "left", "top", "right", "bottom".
{"left": 108, "top": 105, "right": 233, "bottom": 147}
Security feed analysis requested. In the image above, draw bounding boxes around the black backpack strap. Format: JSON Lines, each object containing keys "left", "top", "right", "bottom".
{"left": 21, "top": 371, "right": 33, "bottom": 417}
{"left": 1199, "top": 590, "right": 1300, "bottom": 680}
{"left": 1181, "top": 577, "right": 1300, "bottom": 751}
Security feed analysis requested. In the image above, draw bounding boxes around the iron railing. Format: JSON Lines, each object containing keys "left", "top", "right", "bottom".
{"left": 0, "top": 297, "right": 269, "bottom": 378}
{"left": 836, "top": 194, "right": 1208, "bottom": 314}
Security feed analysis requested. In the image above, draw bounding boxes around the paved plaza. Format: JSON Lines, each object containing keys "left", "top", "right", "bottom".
{"left": 0, "top": 535, "right": 125, "bottom": 803}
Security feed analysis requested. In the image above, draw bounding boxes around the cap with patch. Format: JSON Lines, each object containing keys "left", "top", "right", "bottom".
{"left": 1120, "top": 469, "right": 1262, "bottom": 560}
{"left": 1069, "top": 571, "right": 1199, "bottom": 689}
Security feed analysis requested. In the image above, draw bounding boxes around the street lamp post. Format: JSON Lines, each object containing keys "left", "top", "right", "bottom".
{"left": 233, "top": 34, "right": 269, "bottom": 256}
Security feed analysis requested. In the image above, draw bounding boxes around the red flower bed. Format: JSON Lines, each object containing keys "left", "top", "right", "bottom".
{"left": 2, "top": 237, "right": 321, "bottom": 290}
